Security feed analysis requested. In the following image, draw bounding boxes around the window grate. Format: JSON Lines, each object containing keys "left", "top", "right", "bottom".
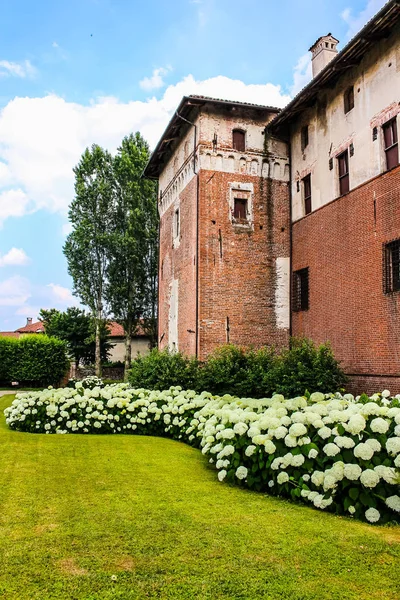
{"left": 384, "top": 239, "right": 400, "bottom": 293}
{"left": 293, "top": 268, "right": 309, "bottom": 311}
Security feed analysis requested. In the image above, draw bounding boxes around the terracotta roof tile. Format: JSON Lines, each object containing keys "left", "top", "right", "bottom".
{"left": 0, "top": 331, "right": 20, "bottom": 338}
{"left": 16, "top": 321, "right": 45, "bottom": 334}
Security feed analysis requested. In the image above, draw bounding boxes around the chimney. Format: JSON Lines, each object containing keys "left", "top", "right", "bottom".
{"left": 27, "top": 317, "right": 32, "bottom": 325}
{"left": 309, "top": 33, "right": 339, "bottom": 78}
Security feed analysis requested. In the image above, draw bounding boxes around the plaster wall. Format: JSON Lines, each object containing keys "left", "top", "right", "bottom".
{"left": 291, "top": 24, "right": 400, "bottom": 222}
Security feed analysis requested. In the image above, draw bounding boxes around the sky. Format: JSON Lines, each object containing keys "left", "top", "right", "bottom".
{"left": 0, "top": 0, "right": 388, "bottom": 330}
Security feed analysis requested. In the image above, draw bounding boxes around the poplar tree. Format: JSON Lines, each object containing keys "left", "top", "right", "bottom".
{"left": 106, "top": 133, "right": 158, "bottom": 379}
{"left": 63, "top": 144, "right": 114, "bottom": 376}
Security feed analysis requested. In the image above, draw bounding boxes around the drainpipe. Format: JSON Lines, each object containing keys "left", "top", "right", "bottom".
{"left": 175, "top": 111, "right": 200, "bottom": 357}
{"left": 288, "top": 133, "right": 293, "bottom": 344}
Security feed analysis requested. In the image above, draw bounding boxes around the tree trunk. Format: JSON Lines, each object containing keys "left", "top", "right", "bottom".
{"left": 124, "top": 328, "right": 132, "bottom": 381}
{"left": 95, "top": 313, "right": 102, "bottom": 377}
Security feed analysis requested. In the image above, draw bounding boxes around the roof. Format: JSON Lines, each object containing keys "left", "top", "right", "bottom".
{"left": 144, "top": 95, "right": 281, "bottom": 179}
{"left": 16, "top": 321, "right": 45, "bottom": 334}
{"left": 268, "top": 0, "right": 400, "bottom": 136}
{"left": 107, "top": 321, "right": 146, "bottom": 337}
{"left": 0, "top": 332, "right": 20, "bottom": 338}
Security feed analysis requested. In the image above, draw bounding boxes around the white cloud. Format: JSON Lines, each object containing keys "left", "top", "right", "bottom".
{"left": 291, "top": 53, "right": 312, "bottom": 96}
{"left": 0, "top": 75, "right": 290, "bottom": 226}
{"left": 0, "top": 59, "right": 36, "bottom": 78}
{"left": 341, "top": 0, "right": 386, "bottom": 39}
{"left": 0, "top": 248, "right": 30, "bottom": 267}
{"left": 0, "top": 276, "right": 31, "bottom": 306}
{"left": 47, "top": 283, "right": 78, "bottom": 305}
{"left": 0, "top": 189, "right": 31, "bottom": 227}
{"left": 52, "top": 41, "right": 59, "bottom": 48}
{"left": 140, "top": 67, "right": 171, "bottom": 91}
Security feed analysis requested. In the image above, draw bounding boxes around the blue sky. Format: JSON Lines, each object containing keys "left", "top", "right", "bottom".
{"left": 0, "top": 0, "right": 387, "bottom": 330}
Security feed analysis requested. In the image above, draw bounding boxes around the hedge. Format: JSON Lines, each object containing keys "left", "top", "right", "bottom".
{"left": 0, "top": 335, "right": 69, "bottom": 386}
{"left": 128, "top": 340, "right": 347, "bottom": 397}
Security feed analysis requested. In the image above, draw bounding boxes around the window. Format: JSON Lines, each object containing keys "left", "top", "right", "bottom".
{"left": 293, "top": 268, "right": 309, "bottom": 311}
{"left": 383, "top": 118, "right": 399, "bottom": 171}
{"left": 173, "top": 208, "right": 180, "bottom": 240}
{"left": 232, "top": 129, "right": 245, "bottom": 152}
{"left": 234, "top": 198, "right": 248, "bottom": 221}
{"left": 301, "top": 125, "right": 309, "bottom": 151}
{"left": 303, "top": 174, "right": 311, "bottom": 215}
{"left": 344, "top": 86, "right": 354, "bottom": 114}
{"left": 338, "top": 150, "right": 349, "bottom": 196}
{"left": 384, "top": 239, "right": 400, "bottom": 293}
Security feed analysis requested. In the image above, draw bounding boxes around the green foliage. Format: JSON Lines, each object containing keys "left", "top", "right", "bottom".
{"left": 128, "top": 340, "right": 346, "bottom": 397}
{"left": 128, "top": 348, "right": 199, "bottom": 391}
{"left": 39, "top": 307, "right": 113, "bottom": 365}
{"left": 272, "top": 338, "right": 347, "bottom": 397}
{"left": 0, "top": 335, "right": 69, "bottom": 386}
{"left": 198, "top": 345, "right": 276, "bottom": 397}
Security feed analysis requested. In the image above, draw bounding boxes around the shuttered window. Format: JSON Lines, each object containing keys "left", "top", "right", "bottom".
{"left": 303, "top": 174, "right": 311, "bottom": 215}
{"left": 293, "top": 268, "right": 309, "bottom": 312}
{"left": 383, "top": 119, "right": 399, "bottom": 171}
{"left": 234, "top": 198, "right": 247, "bottom": 220}
{"left": 384, "top": 239, "right": 400, "bottom": 293}
{"left": 338, "top": 150, "right": 349, "bottom": 196}
{"left": 232, "top": 130, "right": 245, "bottom": 152}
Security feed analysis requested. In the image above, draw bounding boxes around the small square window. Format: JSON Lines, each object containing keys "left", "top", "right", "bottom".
{"left": 293, "top": 268, "right": 309, "bottom": 311}
{"left": 344, "top": 86, "right": 354, "bottom": 114}
{"left": 383, "top": 118, "right": 399, "bottom": 171}
{"left": 384, "top": 239, "right": 400, "bottom": 293}
{"left": 303, "top": 174, "right": 311, "bottom": 215}
{"left": 234, "top": 198, "right": 248, "bottom": 221}
{"left": 301, "top": 125, "right": 309, "bottom": 151}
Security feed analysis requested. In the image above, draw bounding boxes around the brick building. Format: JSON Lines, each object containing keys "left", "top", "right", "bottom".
{"left": 145, "top": 0, "right": 400, "bottom": 393}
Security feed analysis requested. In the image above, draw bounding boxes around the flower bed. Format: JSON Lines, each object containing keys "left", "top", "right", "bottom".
{"left": 4, "top": 385, "right": 400, "bottom": 524}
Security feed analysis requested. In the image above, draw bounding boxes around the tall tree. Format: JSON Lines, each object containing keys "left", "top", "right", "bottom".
{"left": 39, "top": 307, "right": 113, "bottom": 366}
{"left": 63, "top": 144, "right": 114, "bottom": 376}
{"left": 106, "top": 133, "right": 158, "bottom": 379}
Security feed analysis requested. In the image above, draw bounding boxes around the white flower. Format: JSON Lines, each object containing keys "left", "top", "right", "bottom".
{"left": 370, "top": 417, "right": 389, "bottom": 434}
{"left": 233, "top": 422, "right": 248, "bottom": 436}
{"left": 365, "top": 438, "right": 381, "bottom": 452}
{"left": 348, "top": 506, "right": 356, "bottom": 514}
{"left": 365, "top": 508, "right": 380, "bottom": 523}
{"left": 284, "top": 434, "right": 297, "bottom": 448}
{"left": 346, "top": 415, "right": 366, "bottom": 435}
{"left": 386, "top": 438, "right": 400, "bottom": 455}
{"left": 386, "top": 495, "right": 400, "bottom": 512}
{"left": 277, "top": 472, "right": 289, "bottom": 485}
{"left": 245, "top": 445, "right": 256, "bottom": 457}
{"left": 302, "top": 474, "right": 310, "bottom": 482}
{"left": 268, "top": 480, "right": 274, "bottom": 488}
{"left": 354, "top": 443, "right": 374, "bottom": 461}
{"left": 360, "top": 469, "right": 380, "bottom": 488}
{"left": 218, "top": 469, "right": 227, "bottom": 482}
{"left": 323, "top": 443, "right": 340, "bottom": 457}
{"left": 311, "top": 471, "right": 324, "bottom": 487}
{"left": 273, "top": 426, "right": 288, "bottom": 439}
{"left": 264, "top": 440, "right": 276, "bottom": 454}
{"left": 289, "top": 423, "right": 307, "bottom": 437}
{"left": 235, "top": 466, "right": 248, "bottom": 480}
{"left": 291, "top": 454, "right": 305, "bottom": 467}
{"left": 308, "top": 449, "right": 318, "bottom": 459}
{"left": 343, "top": 464, "right": 362, "bottom": 481}
{"left": 382, "top": 390, "right": 391, "bottom": 398}
{"left": 334, "top": 436, "right": 355, "bottom": 449}
{"left": 318, "top": 426, "right": 332, "bottom": 440}
{"left": 374, "top": 465, "right": 399, "bottom": 485}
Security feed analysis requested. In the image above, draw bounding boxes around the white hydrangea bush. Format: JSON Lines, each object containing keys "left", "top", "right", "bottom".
{"left": 4, "top": 385, "right": 400, "bottom": 524}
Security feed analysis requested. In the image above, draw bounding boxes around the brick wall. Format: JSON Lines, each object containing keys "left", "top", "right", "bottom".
{"left": 292, "top": 165, "right": 400, "bottom": 394}
{"left": 198, "top": 170, "right": 290, "bottom": 359}
{"left": 158, "top": 176, "right": 197, "bottom": 355}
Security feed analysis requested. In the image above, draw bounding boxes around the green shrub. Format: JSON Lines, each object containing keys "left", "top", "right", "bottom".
{"left": 128, "top": 348, "right": 199, "bottom": 390}
{"left": 271, "top": 338, "right": 347, "bottom": 397}
{"left": 198, "top": 345, "right": 276, "bottom": 397}
{"left": 0, "top": 335, "right": 69, "bottom": 386}
{"left": 128, "top": 340, "right": 346, "bottom": 397}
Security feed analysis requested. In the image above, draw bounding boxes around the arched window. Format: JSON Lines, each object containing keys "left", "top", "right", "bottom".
{"left": 232, "top": 129, "right": 246, "bottom": 152}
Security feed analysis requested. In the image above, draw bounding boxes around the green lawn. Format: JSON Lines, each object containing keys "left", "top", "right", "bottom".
{"left": 0, "top": 394, "right": 399, "bottom": 600}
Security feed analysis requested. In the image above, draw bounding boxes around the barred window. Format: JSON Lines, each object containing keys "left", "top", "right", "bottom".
{"left": 384, "top": 239, "right": 400, "bottom": 293}
{"left": 293, "top": 268, "right": 309, "bottom": 311}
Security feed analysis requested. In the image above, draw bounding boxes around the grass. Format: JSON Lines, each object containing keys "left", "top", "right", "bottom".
{"left": 0, "top": 394, "right": 399, "bottom": 600}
